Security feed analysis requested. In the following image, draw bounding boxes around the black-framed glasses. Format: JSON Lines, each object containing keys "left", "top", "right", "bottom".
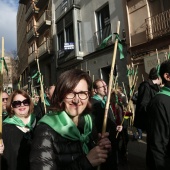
{"left": 2, "top": 98, "right": 8, "bottom": 102}
{"left": 12, "top": 99, "right": 30, "bottom": 108}
{"left": 66, "top": 91, "right": 89, "bottom": 100}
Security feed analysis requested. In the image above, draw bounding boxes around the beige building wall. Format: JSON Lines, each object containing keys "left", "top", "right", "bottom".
{"left": 17, "top": 4, "right": 28, "bottom": 85}
{"left": 3, "top": 56, "right": 13, "bottom": 89}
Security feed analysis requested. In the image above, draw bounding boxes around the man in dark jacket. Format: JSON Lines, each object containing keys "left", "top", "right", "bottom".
{"left": 91, "top": 79, "right": 122, "bottom": 170}
{"left": 134, "top": 67, "right": 161, "bottom": 132}
{"left": 33, "top": 94, "right": 45, "bottom": 121}
{"left": 146, "top": 60, "right": 170, "bottom": 170}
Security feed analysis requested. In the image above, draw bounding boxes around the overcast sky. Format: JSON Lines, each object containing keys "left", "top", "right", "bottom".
{"left": 0, "top": 0, "right": 18, "bottom": 53}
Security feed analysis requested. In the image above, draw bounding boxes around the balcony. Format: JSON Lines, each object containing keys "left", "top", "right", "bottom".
{"left": 36, "top": 0, "right": 47, "bottom": 8}
{"left": 25, "top": 3, "right": 39, "bottom": 21}
{"left": 38, "top": 39, "right": 53, "bottom": 58}
{"left": 37, "top": 10, "right": 51, "bottom": 34}
{"left": 146, "top": 9, "right": 170, "bottom": 41}
{"left": 93, "top": 24, "right": 112, "bottom": 49}
{"left": 26, "top": 26, "right": 39, "bottom": 43}
{"left": 19, "top": 0, "right": 27, "bottom": 5}
{"left": 19, "top": 0, "right": 38, "bottom": 5}
{"left": 57, "top": 49, "right": 83, "bottom": 67}
{"left": 55, "top": 0, "right": 80, "bottom": 21}
{"left": 28, "top": 50, "right": 38, "bottom": 64}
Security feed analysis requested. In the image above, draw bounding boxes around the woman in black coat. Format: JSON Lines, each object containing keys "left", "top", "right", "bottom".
{"left": 30, "top": 69, "right": 111, "bottom": 170}
{"left": 1, "top": 89, "right": 36, "bottom": 170}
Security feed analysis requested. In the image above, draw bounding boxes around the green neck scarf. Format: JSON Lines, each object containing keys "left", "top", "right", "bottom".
{"left": 157, "top": 86, "right": 170, "bottom": 96}
{"left": 3, "top": 111, "right": 8, "bottom": 115}
{"left": 92, "top": 94, "right": 115, "bottom": 120}
{"left": 92, "top": 94, "right": 107, "bottom": 108}
{"left": 39, "top": 111, "right": 92, "bottom": 154}
{"left": 3, "top": 114, "right": 36, "bottom": 130}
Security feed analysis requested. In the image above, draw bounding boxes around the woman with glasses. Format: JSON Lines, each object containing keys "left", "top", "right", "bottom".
{"left": 1, "top": 89, "right": 35, "bottom": 170}
{"left": 30, "top": 69, "right": 111, "bottom": 170}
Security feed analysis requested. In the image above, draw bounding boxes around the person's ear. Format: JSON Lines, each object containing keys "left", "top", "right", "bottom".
{"left": 94, "top": 89, "right": 97, "bottom": 93}
{"left": 163, "top": 73, "right": 170, "bottom": 81}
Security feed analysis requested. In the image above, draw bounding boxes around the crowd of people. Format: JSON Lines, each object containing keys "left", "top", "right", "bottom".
{"left": 0, "top": 60, "right": 170, "bottom": 170}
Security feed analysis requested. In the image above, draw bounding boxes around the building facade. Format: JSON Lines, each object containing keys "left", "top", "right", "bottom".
{"left": 54, "top": 0, "right": 129, "bottom": 86}
{"left": 3, "top": 56, "right": 13, "bottom": 92}
{"left": 124, "top": 0, "right": 170, "bottom": 86}
{"left": 17, "top": 0, "right": 130, "bottom": 92}
{"left": 18, "top": 0, "right": 57, "bottom": 92}
{"left": 17, "top": 0, "right": 170, "bottom": 93}
{"left": 17, "top": 4, "right": 28, "bottom": 88}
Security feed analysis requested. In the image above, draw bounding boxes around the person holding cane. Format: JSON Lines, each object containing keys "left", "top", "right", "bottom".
{"left": 30, "top": 69, "right": 111, "bottom": 170}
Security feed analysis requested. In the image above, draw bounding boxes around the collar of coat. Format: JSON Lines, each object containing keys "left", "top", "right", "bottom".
{"left": 157, "top": 86, "right": 170, "bottom": 96}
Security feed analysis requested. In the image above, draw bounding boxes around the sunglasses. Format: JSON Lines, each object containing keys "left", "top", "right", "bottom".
{"left": 2, "top": 98, "right": 8, "bottom": 102}
{"left": 12, "top": 99, "right": 30, "bottom": 108}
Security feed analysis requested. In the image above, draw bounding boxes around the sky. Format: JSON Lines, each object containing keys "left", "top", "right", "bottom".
{"left": 0, "top": 0, "right": 19, "bottom": 54}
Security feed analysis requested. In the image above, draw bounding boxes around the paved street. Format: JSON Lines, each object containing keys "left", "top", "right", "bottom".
{"left": 118, "top": 130, "right": 147, "bottom": 170}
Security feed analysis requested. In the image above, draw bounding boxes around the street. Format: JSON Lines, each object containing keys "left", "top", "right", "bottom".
{"left": 118, "top": 130, "right": 147, "bottom": 170}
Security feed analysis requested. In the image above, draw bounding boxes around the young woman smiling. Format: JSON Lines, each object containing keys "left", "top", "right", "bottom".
{"left": 1, "top": 89, "right": 35, "bottom": 170}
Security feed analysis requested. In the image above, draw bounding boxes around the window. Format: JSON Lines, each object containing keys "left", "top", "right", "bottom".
{"left": 96, "top": 4, "right": 111, "bottom": 45}
{"left": 77, "top": 21, "right": 82, "bottom": 51}
{"left": 29, "top": 42, "right": 36, "bottom": 55}
{"left": 97, "top": 4, "right": 110, "bottom": 30}
{"left": 66, "top": 24, "right": 74, "bottom": 43}
{"left": 58, "top": 31, "right": 64, "bottom": 50}
{"left": 162, "top": 0, "right": 170, "bottom": 11}
{"left": 57, "top": 11, "right": 74, "bottom": 52}
{"left": 27, "top": 19, "right": 34, "bottom": 32}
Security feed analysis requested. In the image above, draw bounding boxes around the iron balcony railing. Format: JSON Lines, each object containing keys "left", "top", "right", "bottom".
{"left": 25, "top": 1, "right": 39, "bottom": 21}
{"left": 28, "top": 50, "right": 38, "bottom": 64}
{"left": 38, "top": 39, "right": 52, "bottom": 57}
{"left": 37, "top": 10, "right": 51, "bottom": 30}
{"left": 93, "top": 24, "right": 112, "bottom": 49}
{"left": 146, "top": 9, "right": 170, "bottom": 40}
{"left": 26, "top": 26, "right": 39, "bottom": 42}
{"left": 19, "top": 0, "right": 26, "bottom": 5}
{"left": 55, "top": 0, "right": 80, "bottom": 21}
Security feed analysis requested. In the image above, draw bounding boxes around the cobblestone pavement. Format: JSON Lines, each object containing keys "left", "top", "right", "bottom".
{"left": 118, "top": 131, "right": 147, "bottom": 170}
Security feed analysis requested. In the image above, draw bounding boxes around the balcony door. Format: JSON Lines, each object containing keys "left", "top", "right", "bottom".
{"left": 96, "top": 4, "right": 111, "bottom": 46}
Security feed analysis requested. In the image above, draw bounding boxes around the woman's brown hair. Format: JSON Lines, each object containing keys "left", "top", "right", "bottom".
{"left": 50, "top": 69, "right": 93, "bottom": 113}
{"left": 6, "top": 89, "right": 34, "bottom": 117}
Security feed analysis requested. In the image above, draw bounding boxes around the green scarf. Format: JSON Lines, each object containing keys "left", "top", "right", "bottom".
{"left": 92, "top": 94, "right": 115, "bottom": 120}
{"left": 3, "top": 111, "right": 8, "bottom": 116}
{"left": 92, "top": 94, "right": 107, "bottom": 108}
{"left": 38, "top": 111, "right": 92, "bottom": 154}
{"left": 3, "top": 114, "right": 36, "bottom": 130}
{"left": 157, "top": 86, "right": 170, "bottom": 96}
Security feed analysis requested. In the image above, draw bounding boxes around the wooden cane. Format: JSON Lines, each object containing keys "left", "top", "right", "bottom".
{"left": 36, "top": 58, "right": 47, "bottom": 114}
{"left": 97, "top": 21, "right": 120, "bottom": 170}
{"left": 101, "top": 21, "right": 120, "bottom": 134}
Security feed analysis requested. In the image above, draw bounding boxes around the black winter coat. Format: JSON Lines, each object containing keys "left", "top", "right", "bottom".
{"left": 91, "top": 98, "right": 116, "bottom": 135}
{"left": 91, "top": 98, "right": 118, "bottom": 170}
{"left": 30, "top": 116, "right": 98, "bottom": 170}
{"left": 134, "top": 79, "right": 160, "bottom": 130}
{"left": 146, "top": 91, "right": 170, "bottom": 170}
{"left": 1, "top": 124, "right": 33, "bottom": 170}
{"left": 33, "top": 102, "right": 45, "bottom": 121}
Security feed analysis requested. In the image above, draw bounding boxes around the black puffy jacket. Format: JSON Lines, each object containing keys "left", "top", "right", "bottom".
{"left": 30, "top": 117, "right": 98, "bottom": 170}
{"left": 134, "top": 79, "right": 160, "bottom": 130}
